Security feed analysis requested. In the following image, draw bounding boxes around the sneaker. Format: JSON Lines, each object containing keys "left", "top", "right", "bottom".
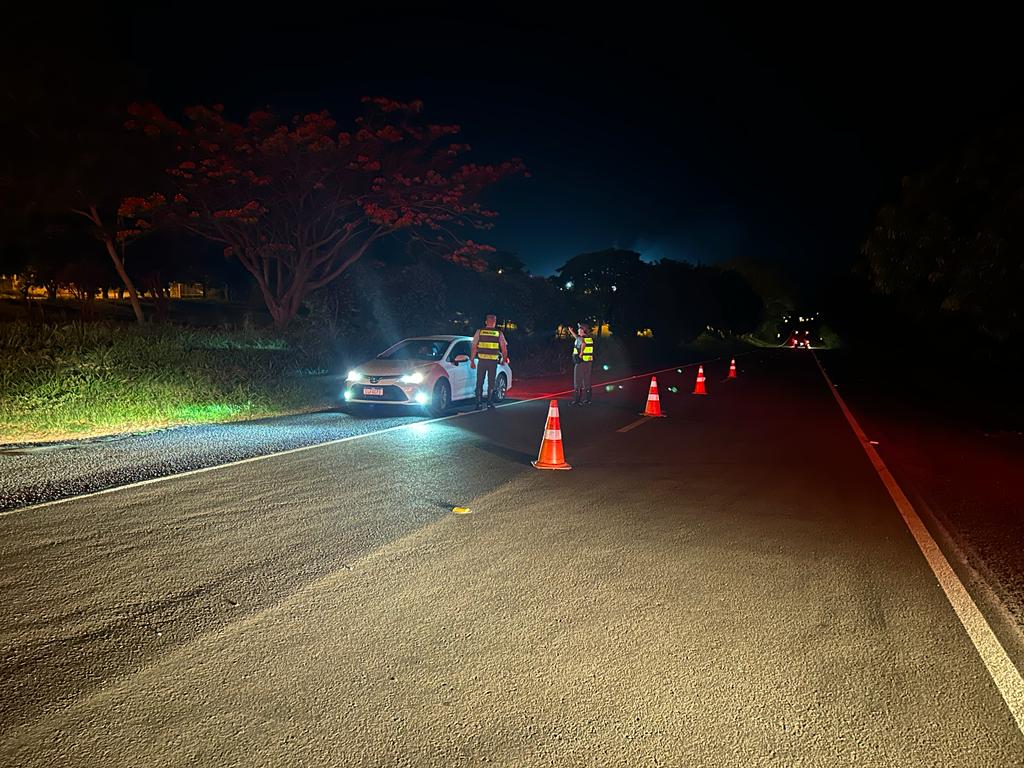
{"left": 487, "top": 403, "right": 496, "bottom": 410}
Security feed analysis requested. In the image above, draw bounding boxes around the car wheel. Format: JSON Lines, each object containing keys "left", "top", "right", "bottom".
{"left": 494, "top": 373, "right": 508, "bottom": 403}
{"left": 428, "top": 378, "right": 451, "bottom": 416}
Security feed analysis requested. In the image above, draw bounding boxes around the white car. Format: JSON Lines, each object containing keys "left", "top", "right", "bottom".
{"left": 342, "top": 335, "right": 513, "bottom": 416}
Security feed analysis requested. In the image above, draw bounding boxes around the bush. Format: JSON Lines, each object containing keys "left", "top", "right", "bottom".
{"left": 0, "top": 322, "right": 332, "bottom": 442}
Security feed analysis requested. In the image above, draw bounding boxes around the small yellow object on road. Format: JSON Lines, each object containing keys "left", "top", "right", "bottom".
{"left": 451, "top": 506, "right": 472, "bottom": 515}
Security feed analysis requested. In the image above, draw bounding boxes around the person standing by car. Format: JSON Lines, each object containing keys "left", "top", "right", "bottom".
{"left": 568, "top": 322, "right": 595, "bottom": 406}
{"left": 470, "top": 314, "right": 509, "bottom": 410}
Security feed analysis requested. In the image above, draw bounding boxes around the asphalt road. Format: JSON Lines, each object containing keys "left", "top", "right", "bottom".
{"left": 0, "top": 372, "right": 614, "bottom": 513}
{"left": 1, "top": 352, "right": 1022, "bottom": 766}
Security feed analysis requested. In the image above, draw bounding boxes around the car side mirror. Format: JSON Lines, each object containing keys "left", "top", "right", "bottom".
{"left": 453, "top": 354, "right": 469, "bottom": 364}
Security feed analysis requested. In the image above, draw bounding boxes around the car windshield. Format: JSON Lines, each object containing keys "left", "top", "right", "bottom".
{"left": 377, "top": 339, "right": 448, "bottom": 361}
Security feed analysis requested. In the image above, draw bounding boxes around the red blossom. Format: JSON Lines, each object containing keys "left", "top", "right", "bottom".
{"left": 118, "top": 193, "right": 166, "bottom": 218}
{"left": 360, "top": 96, "right": 423, "bottom": 114}
{"left": 376, "top": 125, "right": 403, "bottom": 142}
{"left": 123, "top": 97, "right": 525, "bottom": 327}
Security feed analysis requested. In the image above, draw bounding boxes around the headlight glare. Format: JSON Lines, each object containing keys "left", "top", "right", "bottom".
{"left": 400, "top": 371, "right": 425, "bottom": 384}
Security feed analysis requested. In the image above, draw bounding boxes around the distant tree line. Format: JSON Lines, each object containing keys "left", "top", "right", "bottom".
{"left": 299, "top": 246, "right": 764, "bottom": 357}
{"left": 855, "top": 114, "right": 1024, "bottom": 361}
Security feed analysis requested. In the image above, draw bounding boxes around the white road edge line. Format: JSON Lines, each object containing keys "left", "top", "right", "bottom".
{"left": 812, "top": 351, "right": 1024, "bottom": 734}
{"left": 2, "top": 359, "right": 716, "bottom": 518}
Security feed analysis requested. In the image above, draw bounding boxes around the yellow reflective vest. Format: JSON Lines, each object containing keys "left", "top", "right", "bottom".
{"left": 574, "top": 336, "right": 594, "bottom": 363}
{"left": 476, "top": 328, "right": 501, "bottom": 361}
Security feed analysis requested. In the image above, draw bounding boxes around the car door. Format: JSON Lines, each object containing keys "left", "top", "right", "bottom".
{"left": 445, "top": 340, "right": 473, "bottom": 400}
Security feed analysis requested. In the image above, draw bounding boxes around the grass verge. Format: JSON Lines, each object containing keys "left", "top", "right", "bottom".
{"left": 0, "top": 322, "right": 334, "bottom": 444}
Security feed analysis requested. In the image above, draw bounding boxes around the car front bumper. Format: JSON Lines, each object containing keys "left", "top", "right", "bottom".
{"left": 343, "top": 382, "right": 430, "bottom": 406}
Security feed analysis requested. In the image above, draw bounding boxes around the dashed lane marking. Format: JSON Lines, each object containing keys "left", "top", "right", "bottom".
{"left": 617, "top": 417, "right": 654, "bottom": 433}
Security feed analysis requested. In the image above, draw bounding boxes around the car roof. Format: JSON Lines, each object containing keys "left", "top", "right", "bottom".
{"left": 399, "top": 335, "right": 469, "bottom": 343}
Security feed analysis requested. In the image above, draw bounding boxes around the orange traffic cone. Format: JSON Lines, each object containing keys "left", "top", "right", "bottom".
{"left": 640, "top": 376, "right": 667, "bottom": 417}
{"left": 728, "top": 358, "right": 737, "bottom": 379}
{"left": 693, "top": 365, "right": 707, "bottom": 395}
{"left": 532, "top": 399, "right": 572, "bottom": 470}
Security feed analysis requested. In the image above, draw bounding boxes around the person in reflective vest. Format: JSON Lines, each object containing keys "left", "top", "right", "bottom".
{"left": 568, "top": 322, "right": 594, "bottom": 406}
{"left": 470, "top": 314, "right": 509, "bottom": 410}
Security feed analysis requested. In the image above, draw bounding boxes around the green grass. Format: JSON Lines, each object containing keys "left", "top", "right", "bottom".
{"left": 0, "top": 322, "right": 332, "bottom": 443}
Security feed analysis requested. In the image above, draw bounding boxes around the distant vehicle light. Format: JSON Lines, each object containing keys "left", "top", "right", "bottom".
{"left": 602, "top": 364, "right": 609, "bottom": 371}
{"left": 611, "top": 285, "right": 617, "bottom": 292}
{"left": 414, "top": 392, "right": 429, "bottom": 405}
{"left": 400, "top": 372, "right": 425, "bottom": 384}
{"left": 346, "top": 370, "right": 362, "bottom": 382}
{"left": 565, "top": 281, "right": 574, "bottom": 289}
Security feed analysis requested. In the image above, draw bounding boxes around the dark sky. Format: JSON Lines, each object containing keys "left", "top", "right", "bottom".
{"left": 9, "top": 5, "right": 1022, "bottom": 287}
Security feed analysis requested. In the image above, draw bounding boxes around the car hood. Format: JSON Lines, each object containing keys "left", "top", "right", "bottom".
{"left": 354, "top": 359, "right": 435, "bottom": 377}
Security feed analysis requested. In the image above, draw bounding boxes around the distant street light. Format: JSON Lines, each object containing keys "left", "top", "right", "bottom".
{"left": 565, "top": 281, "right": 574, "bottom": 289}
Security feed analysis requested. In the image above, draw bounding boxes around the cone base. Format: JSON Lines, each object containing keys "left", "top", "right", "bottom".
{"left": 532, "top": 460, "right": 572, "bottom": 470}
{"left": 639, "top": 412, "right": 668, "bottom": 417}
{"left": 692, "top": 392, "right": 707, "bottom": 396}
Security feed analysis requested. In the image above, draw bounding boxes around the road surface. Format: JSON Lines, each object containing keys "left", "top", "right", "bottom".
{"left": 1, "top": 351, "right": 1022, "bottom": 766}
{"left": 0, "top": 372, "right": 603, "bottom": 513}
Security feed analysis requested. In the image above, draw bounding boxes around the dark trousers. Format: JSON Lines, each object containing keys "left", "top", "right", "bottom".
{"left": 573, "top": 361, "right": 593, "bottom": 402}
{"left": 475, "top": 359, "right": 499, "bottom": 405}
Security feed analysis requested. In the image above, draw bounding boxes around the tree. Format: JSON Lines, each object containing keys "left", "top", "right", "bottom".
{"left": 644, "top": 260, "right": 708, "bottom": 344}
{"left": 123, "top": 98, "right": 525, "bottom": 328}
{"left": 862, "top": 116, "right": 1024, "bottom": 348}
{"left": 703, "top": 267, "right": 764, "bottom": 336}
{"left": 1, "top": 47, "right": 155, "bottom": 323}
{"left": 485, "top": 250, "right": 527, "bottom": 275}
{"left": 556, "top": 249, "right": 647, "bottom": 333}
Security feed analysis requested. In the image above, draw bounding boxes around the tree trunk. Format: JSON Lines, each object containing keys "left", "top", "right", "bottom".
{"left": 75, "top": 205, "right": 145, "bottom": 324}
{"left": 99, "top": 233, "right": 145, "bottom": 324}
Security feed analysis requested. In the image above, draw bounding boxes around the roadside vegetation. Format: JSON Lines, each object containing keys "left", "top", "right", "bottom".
{"left": 0, "top": 322, "right": 334, "bottom": 443}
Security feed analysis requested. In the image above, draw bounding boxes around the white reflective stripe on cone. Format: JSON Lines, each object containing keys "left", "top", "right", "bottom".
{"left": 648, "top": 394, "right": 660, "bottom": 401}
{"left": 544, "top": 430, "right": 562, "bottom": 441}
{"left": 548, "top": 408, "right": 559, "bottom": 417}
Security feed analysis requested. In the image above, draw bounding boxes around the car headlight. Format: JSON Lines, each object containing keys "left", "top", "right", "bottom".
{"left": 400, "top": 371, "right": 425, "bottom": 384}
{"left": 346, "top": 370, "right": 362, "bottom": 382}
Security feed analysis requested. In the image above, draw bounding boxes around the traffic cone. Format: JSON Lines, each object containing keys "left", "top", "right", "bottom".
{"left": 640, "top": 376, "right": 667, "bottom": 417}
{"left": 728, "top": 358, "right": 737, "bottom": 379}
{"left": 532, "top": 399, "right": 572, "bottom": 470}
{"left": 693, "top": 365, "right": 708, "bottom": 395}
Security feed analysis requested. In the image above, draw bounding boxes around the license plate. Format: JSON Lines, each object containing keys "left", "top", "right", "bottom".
{"left": 362, "top": 387, "right": 384, "bottom": 396}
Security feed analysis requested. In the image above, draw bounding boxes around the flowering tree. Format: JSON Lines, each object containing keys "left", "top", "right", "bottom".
{"left": 123, "top": 98, "right": 525, "bottom": 327}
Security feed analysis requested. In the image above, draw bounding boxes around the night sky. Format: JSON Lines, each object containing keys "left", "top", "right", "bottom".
{"left": 9, "top": 6, "right": 1021, "bottom": 288}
